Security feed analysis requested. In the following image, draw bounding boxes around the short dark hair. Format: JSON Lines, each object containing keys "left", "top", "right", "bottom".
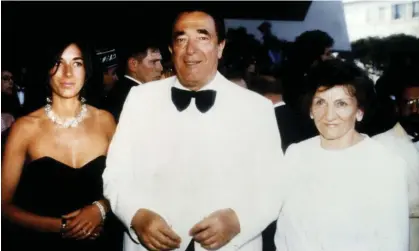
{"left": 120, "top": 38, "right": 161, "bottom": 61}
{"left": 1, "top": 66, "right": 14, "bottom": 75}
{"left": 171, "top": 7, "right": 226, "bottom": 45}
{"left": 304, "top": 59, "right": 375, "bottom": 126}
{"left": 287, "top": 30, "right": 334, "bottom": 73}
{"left": 394, "top": 68, "right": 419, "bottom": 102}
{"left": 117, "top": 37, "right": 161, "bottom": 76}
{"left": 295, "top": 30, "right": 334, "bottom": 57}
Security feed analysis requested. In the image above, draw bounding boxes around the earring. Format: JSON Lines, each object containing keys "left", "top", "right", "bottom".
{"left": 310, "top": 114, "right": 314, "bottom": 119}
{"left": 356, "top": 113, "right": 363, "bottom": 122}
{"left": 46, "top": 97, "right": 52, "bottom": 104}
{"left": 81, "top": 97, "right": 86, "bottom": 104}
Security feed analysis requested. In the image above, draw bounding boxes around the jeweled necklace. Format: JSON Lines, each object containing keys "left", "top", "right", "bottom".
{"left": 44, "top": 98, "right": 88, "bottom": 128}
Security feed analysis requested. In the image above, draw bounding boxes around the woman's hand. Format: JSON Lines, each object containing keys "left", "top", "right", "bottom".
{"left": 88, "top": 224, "right": 104, "bottom": 240}
{"left": 61, "top": 204, "right": 103, "bottom": 240}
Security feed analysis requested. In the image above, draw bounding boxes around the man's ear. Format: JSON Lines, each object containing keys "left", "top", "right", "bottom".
{"left": 217, "top": 40, "right": 226, "bottom": 59}
{"left": 127, "top": 57, "right": 137, "bottom": 72}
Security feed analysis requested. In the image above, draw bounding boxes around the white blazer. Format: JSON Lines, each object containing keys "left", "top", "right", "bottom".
{"left": 103, "top": 72, "right": 284, "bottom": 251}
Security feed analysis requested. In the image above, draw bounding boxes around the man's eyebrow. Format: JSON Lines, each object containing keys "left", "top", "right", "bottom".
{"left": 197, "top": 29, "right": 210, "bottom": 36}
{"left": 173, "top": 31, "right": 185, "bottom": 39}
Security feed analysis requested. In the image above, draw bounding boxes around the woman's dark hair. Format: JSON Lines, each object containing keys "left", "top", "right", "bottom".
{"left": 303, "top": 59, "right": 376, "bottom": 131}
{"left": 40, "top": 39, "right": 102, "bottom": 106}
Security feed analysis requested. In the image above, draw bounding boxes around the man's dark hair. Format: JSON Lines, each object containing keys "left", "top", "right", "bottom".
{"left": 394, "top": 68, "right": 419, "bottom": 103}
{"left": 117, "top": 37, "right": 161, "bottom": 76}
{"left": 294, "top": 30, "right": 334, "bottom": 60}
{"left": 281, "top": 30, "right": 334, "bottom": 110}
{"left": 1, "top": 65, "right": 15, "bottom": 76}
{"left": 286, "top": 30, "right": 334, "bottom": 74}
{"left": 257, "top": 21, "right": 272, "bottom": 34}
{"left": 171, "top": 7, "right": 226, "bottom": 45}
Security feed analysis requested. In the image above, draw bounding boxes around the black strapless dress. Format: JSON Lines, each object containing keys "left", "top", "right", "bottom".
{"left": 2, "top": 156, "right": 124, "bottom": 251}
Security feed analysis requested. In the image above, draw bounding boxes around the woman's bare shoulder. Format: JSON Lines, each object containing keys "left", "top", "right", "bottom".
{"left": 8, "top": 109, "right": 46, "bottom": 143}
{"left": 14, "top": 109, "right": 45, "bottom": 131}
{"left": 87, "top": 105, "right": 116, "bottom": 137}
{"left": 88, "top": 106, "right": 115, "bottom": 125}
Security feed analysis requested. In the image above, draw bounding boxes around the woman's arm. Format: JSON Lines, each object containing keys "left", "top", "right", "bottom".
{"left": 60, "top": 110, "right": 116, "bottom": 239}
{"left": 1, "top": 117, "right": 62, "bottom": 233}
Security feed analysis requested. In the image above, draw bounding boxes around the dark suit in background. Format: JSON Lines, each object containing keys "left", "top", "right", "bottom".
{"left": 275, "top": 103, "right": 317, "bottom": 152}
{"left": 262, "top": 103, "right": 317, "bottom": 251}
{"left": 103, "top": 76, "right": 139, "bottom": 122}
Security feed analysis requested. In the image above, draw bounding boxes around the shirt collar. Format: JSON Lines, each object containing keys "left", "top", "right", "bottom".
{"left": 124, "top": 75, "right": 143, "bottom": 85}
{"left": 173, "top": 71, "right": 221, "bottom": 91}
{"left": 274, "top": 101, "right": 285, "bottom": 108}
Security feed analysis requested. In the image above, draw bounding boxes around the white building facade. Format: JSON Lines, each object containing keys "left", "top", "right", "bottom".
{"left": 343, "top": 0, "right": 419, "bottom": 41}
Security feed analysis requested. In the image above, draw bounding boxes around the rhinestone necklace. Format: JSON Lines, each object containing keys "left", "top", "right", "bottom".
{"left": 44, "top": 103, "right": 88, "bottom": 128}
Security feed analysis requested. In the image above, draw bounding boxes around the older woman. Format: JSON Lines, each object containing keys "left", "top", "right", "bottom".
{"left": 1, "top": 40, "right": 120, "bottom": 251}
{"left": 274, "top": 59, "right": 409, "bottom": 251}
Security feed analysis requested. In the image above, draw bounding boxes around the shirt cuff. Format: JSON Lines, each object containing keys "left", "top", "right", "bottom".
{"left": 116, "top": 194, "right": 142, "bottom": 243}
{"left": 228, "top": 206, "right": 254, "bottom": 249}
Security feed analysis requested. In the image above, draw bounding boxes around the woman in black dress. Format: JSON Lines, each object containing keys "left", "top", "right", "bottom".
{"left": 1, "top": 40, "right": 120, "bottom": 251}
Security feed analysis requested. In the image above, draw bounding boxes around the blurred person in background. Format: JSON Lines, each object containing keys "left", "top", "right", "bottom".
{"left": 281, "top": 30, "right": 334, "bottom": 111}
{"left": 95, "top": 47, "right": 119, "bottom": 108}
{"left": 104, "top": 38, "right": 163, "bottom": 122}
{"left": 2, "top": 68, "right": 23, "bottom": 118}
{"left": 249, "top": 74, "right": 309, "bottom": 153}
{"left": 373, "top": 69, "right": 419, "bottom": 251}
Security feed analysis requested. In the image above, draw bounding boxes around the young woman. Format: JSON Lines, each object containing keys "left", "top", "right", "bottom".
{"left": 1, "top": 40, "right": 120, "bottom": 251}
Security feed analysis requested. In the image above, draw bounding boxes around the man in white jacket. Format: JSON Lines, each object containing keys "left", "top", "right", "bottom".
{"left": 103, "top": 8, "right": 283, "bottom": 251}
{"left": 373, "top": 123, "right": 419, "bottom": 251}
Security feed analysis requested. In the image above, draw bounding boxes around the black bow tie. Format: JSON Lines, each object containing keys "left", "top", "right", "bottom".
{"left": 171, "top": 87, "right": 216, "bottom": 113}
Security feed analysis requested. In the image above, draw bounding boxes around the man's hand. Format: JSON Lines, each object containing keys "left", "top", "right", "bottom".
{"left": 131, "top": 209, "right": 181, "bottom": 251}
{"left": 190, "top": 208, "right": 240, "bottom": 250}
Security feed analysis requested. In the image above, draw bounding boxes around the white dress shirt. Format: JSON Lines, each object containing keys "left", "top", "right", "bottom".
{"left": 373, "top": 123, "right": 419, "bottom": 217}
{"left": 103, "top": 72, "right": 284, "bottom": 251}
{"left": 275, "top": 136, "right": 409, "bottom": 251}
{"left": 124, "top": 75, "right": 143, "bottom": 85}
{"left": 373, "top": 123, "right": 419, "bottom": 251}
{"left": 273, "top": 101, "right": 285, "bottom": 108}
